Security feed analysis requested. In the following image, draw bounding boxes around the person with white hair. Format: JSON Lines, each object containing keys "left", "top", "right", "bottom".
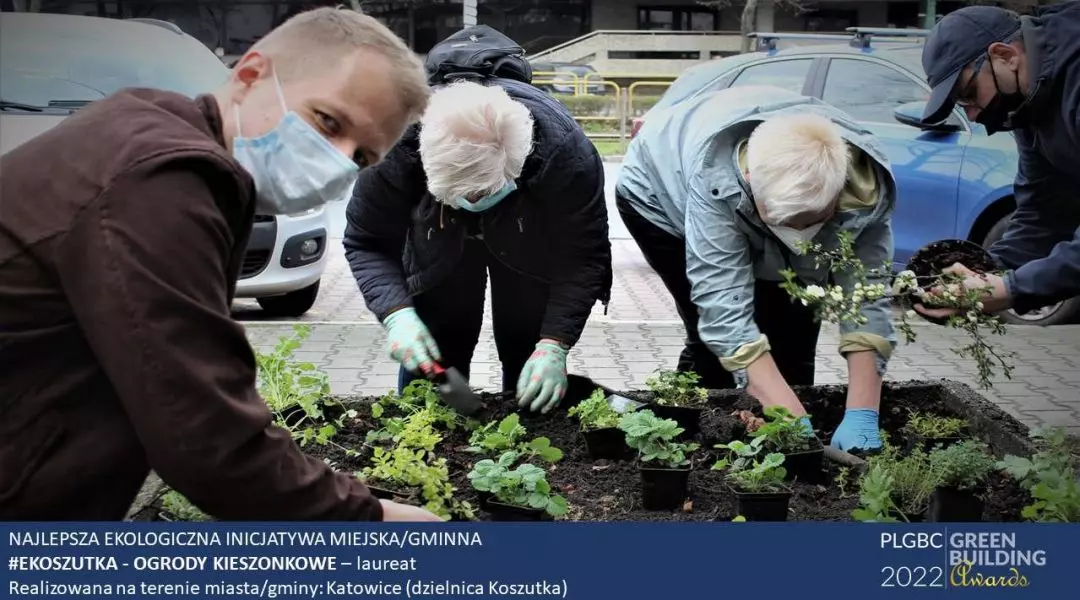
{"left": 344, "top": 27, "right": 611, "bottom": 416}
{"left": 615, "top": 84, "right": 898, "bottom": 453}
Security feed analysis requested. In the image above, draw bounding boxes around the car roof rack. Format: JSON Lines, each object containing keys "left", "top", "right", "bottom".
{"left": 127, "top": 18, "right": 183, "bottom": 35}
{"left": 746, "top": 32, "right": 852, "bottom": 52}
{"left": 747, "top": 28, "right": 930, "bottom": 52}
{"left": 846, "top": 26, "right": 929, "bottom": 48}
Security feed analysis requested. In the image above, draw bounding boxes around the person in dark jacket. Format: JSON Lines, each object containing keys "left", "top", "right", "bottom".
{"left": 343, "top": 40, "right": 612, "bottom": 416}
{"left": 0, "top": 8, "right": 440, "bottom": 521}
{"left": 917, "top": 3, "right": 1080, "bottom": 320}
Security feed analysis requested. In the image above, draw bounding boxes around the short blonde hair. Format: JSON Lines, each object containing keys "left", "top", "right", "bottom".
{"left": 746, "top": 112, "right": 851, "bottom": 225}
{"left": 250, "top": 6, "right": 429, "bottom": 121}
{"left": 418, "top": 80, "right": 534, "bottom": 204}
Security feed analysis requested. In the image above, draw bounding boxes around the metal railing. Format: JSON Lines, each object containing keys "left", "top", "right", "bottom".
{"left": 532, "top": 71, "right": 671, "bottom": 142}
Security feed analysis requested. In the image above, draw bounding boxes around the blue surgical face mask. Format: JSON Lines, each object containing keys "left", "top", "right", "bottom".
{"left": 231, "top": 70, "right": 359, "bottom": 215}
{"left": 454, "top": 181, "right": 517, "bottom": 213}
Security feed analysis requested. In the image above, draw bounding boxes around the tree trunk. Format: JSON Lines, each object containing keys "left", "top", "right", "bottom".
{"left": 740, "top": 0, "right": 761, "bottom": 54}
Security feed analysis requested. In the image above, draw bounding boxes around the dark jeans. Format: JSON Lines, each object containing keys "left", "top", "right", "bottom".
{"left": 398, "top": 238, "right": 550, "bottom": 394}
{"left": 615, "top": 191, "right": 820, "bottom": 389}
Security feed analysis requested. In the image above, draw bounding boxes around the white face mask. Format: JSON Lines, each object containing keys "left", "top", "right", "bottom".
{"left": 231, "top": 70, "right": 359, "bottom": 215}
{"left": 767, "top": 222, "right": 825, "bottom": 254}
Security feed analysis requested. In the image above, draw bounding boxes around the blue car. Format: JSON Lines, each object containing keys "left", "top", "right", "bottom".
{"left": 631, "top": 28, "right": 1077, "bottom": 326}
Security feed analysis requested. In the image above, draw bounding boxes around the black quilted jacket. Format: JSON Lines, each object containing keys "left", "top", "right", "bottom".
{"left": 342, "top": 78, "right": 612, "bottom": 347}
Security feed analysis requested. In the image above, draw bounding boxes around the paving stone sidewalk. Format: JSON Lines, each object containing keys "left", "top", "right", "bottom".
{"left": 232, "top": 239, "right": 687, "bottom": 323}
{"left": 242, "top": 318, "right": 1080, "bottom": 436}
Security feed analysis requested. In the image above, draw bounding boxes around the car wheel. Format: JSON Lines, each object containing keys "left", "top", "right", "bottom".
{"left": 256, "top": 280, "right": 320, "bottom": 318}
{"left": 981, "top": 215, "right": 1080, "bottom": 326}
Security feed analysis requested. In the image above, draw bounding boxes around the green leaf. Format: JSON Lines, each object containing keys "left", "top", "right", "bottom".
{"left": 546, "top": 495, "right": 569, "bottom": 517}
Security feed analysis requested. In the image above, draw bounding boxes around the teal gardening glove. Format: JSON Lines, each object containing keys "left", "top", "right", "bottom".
{"left": 516, "top": 340, "right": 569, "bottom": 414}
{"left": 382, "top": 307, "right": 442, "bottom": 374}
{"left": 829, "top": 408, "right": 882, "bottom": 453}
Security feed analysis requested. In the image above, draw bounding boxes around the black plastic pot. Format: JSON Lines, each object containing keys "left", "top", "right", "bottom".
{"left": 485, "top": 500, "right": 553, "bottom": 522}
{"left": 639, "top": 465, "right": 691, "bottom": 511}
{"left": 581, "top": 427, "right": 631, "bottom": 460}
{"left": 902, "top": 506, "right": 929, "bottom": 523}
{"left": 649, "top": 404, "right": 702, "bottom": 439}
{"left": 731, "top": 486, "right": 791, "bottom": 522}
{"left": 928, "top": 487, "right": 984, "bottom": 522}
{"left": 365, "top": 483, "right": 416, "bottom": 502}
{"left": 905, "top": 435, "right": 963, "bottom": 454}
{"left": 781, "top": 440, "right": 825, "bottom": 484}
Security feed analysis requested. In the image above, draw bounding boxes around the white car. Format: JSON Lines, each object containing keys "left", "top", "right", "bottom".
{"left": 0, "top": 12, "right": 329, "bottom": 317}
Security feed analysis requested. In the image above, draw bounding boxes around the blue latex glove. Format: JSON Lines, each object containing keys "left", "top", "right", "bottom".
{"left": 830, "top": 408, "right": 882, "bottom": 452}
{"left": 796, "top": 415, "right": 815, "bottom": 437}
{"left": 382, "top": 307, "right": 442, "bottom": 374}
{"left": 516, "top": 340, "right": 569, "bottom": 414}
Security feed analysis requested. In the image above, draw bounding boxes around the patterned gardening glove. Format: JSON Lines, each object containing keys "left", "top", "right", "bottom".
{"left": 829, "top": 408, "right": 882, "bottom": 453}
{"left": 382, "top": 307, "right": 442, "bottom": 375}
{"left": 516, "top": 340, "right": 569, "bottom": 414}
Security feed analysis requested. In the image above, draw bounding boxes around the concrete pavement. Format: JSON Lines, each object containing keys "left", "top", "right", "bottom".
{"left": 232, "top": 162, "right": 1080, "bottom": 436}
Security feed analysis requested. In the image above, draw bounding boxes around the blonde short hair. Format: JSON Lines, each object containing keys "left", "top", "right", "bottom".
{"left": 249, "top": 6, "right": 429, "bottom": 121}
{"left": 746, "top": 112, "right": 851, "bottom": 225}
{"left": 418, "top": 80, "right": 534, "bottom": 204}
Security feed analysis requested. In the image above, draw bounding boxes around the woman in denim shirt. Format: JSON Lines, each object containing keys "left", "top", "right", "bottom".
{"left": 615, "top": 85, "right": 898, "bottom": 452}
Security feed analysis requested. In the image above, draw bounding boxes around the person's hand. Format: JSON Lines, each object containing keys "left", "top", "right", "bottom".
{"left": 913, "top": 263, "right": 1010, "bottom": 319}
{"left": 382, "top": 307, "right": 441, "bottom": 375}
{"left": 516, "top": 340, "right": 569, "bottom": 414}
{"left": 829, "top": 408, "right": 882, "bottom": 453}
{"left": 379, "top": 499, "right": 444, "bottom": 521}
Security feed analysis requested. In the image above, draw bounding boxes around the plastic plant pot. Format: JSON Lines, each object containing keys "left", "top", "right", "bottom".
{"left": 639, "top": 464, "right": 691, "bottom": 511}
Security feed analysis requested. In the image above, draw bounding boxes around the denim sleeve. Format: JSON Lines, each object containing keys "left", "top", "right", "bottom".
{"left": 683, "top": 182, "right": 765, "bottom": 383}
{"left": 834, "top": 214, "right": 897, "bottom": 376}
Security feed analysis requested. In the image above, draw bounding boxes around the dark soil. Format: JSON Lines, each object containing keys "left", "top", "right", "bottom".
{"left": 297, "top": 380, "right": 1029, "bottom": 523}
{"left": 905, "top": 238, "right": 998, "bottom": 278}
{"left": 903, "top": 239, "right": 999, "bottom": 326}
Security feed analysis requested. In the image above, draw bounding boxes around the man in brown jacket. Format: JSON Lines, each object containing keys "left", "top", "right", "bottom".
{"left": 0, "top": 8, "right": 439, "bottom": 521}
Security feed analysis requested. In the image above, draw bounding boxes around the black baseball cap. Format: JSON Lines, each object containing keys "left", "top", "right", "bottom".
{"left": 921, "top": 6, "right": 1022, "bottom": 123}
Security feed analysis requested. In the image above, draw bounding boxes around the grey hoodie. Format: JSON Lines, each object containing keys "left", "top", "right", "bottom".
{"left": 617, "top": 85, "right": 898, "bottom": 382}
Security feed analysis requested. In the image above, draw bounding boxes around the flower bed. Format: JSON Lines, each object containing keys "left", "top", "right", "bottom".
{"left": 146, "top": 379, "right": 1062, "bottom": 523}
{"left": 140, "top": 327, "right": 1076, "bottom": 524}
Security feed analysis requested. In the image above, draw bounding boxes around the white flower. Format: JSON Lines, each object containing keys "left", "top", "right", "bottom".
{"left": 976, "top": 301, "right": 985, "bottom": 310}
{"left": 967, "top": 310, "right": 979, "bottom": 323}
{"left": 905, "top": 309, "right": 917, "bottom": 319}
{"left": 805, "top": 285, "right": 827, "bottom": 298}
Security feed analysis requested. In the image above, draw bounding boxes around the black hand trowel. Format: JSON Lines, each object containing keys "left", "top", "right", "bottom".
{"left": 428, "top": 363, "right": 484, "bottom": 417}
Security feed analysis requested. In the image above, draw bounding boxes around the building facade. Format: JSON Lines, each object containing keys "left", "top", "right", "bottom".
{"left": 12, "top": 0, "right": 1047, "bottom": 58}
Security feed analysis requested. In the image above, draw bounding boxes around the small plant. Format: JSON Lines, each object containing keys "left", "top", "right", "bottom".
{"left": 467, "top": 451, "right": 569, "bottom": 518}
{"left": 366, "top": 380, "right": 473, "bottom": 445}
{"left": 723, "top": 452, "right": 789, "bottom": 493}
{"left": 159, "top": 491, "right": 212, "bottom": 522}
{"left": 852, "top": 462, "right": 902, "bottom": 523}
{"left": 997, "top": 427, "right": 1080, "bottom": 523}
{"left": 749, "top": 405, "right": 816, "bottom": 453}
{"left": 779, "top": 231, "right": 1014, "bottom": 390}
{"left": 712, "top": 437, "right": 768, "bottom": 471}
{"left": 930, "top": 440, "right": 996, "bottom": 491}
{"left": 645, "top": 370, "right": 708, "bottom": 407}
{"left": 903, "top": 410, "right": 967, "bottom": 440}
{"left": 567, "top": 388, "right": 625, "bottom": 431}
{"left": 618, "top": 409, "right": 699, "bottom": 468}
{"left": 863, "top": 437, "right": 941, "bottom": 519}
{"left": 257, "top": 325, "right": 358, "bottom": 454}
{"left": 359, "top": 446, "right": 474, "bottom": 520}
{"left": 466, "top": 413, "right": 564, "bottom": 464}
{"left": 835, "top": 466, "right": 853, "bottom": 499}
